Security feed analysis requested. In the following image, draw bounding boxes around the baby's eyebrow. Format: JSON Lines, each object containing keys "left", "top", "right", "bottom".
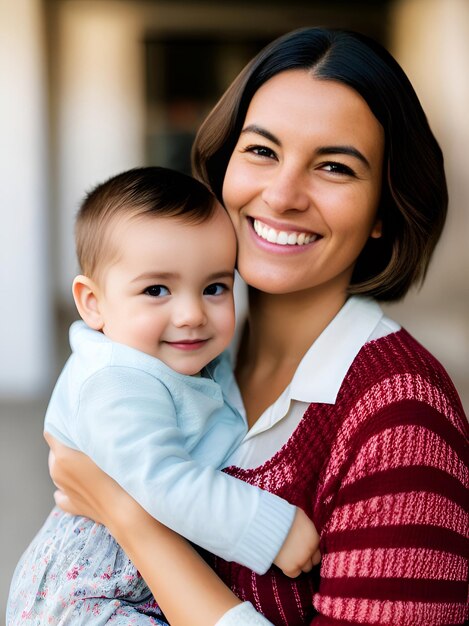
{"left": 206, "top": 271, "right": 234, "bottom": 282}
{"left": 131, "top": 272, "right": 178, "bottom": 283}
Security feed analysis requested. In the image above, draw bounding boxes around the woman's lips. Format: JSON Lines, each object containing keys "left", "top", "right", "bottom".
{"left": 250, "top": 218, "right": 319, "bottom": 247}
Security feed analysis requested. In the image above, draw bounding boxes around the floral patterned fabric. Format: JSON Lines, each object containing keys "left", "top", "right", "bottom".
{"left": 7, "top": 507, "right": 168, "bottom": 625}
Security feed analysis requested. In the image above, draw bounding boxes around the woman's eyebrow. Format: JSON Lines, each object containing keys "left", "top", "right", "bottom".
{"left": 240, "top": 128, "right": 371, "bottom": 169}
{"left": 240, "top": 124, "right": 281, "bottom": 146}
{"left": 316, "top": 145, "right": 370, "bottom": 169}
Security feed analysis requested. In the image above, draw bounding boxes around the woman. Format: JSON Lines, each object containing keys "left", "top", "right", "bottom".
{"left": 46, "top": 27, "right": 468, "bottom": 625}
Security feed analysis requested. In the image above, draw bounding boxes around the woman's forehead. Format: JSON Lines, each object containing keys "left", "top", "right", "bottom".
{"left": 242, "top": 70, "right": 384, "bottom": 163}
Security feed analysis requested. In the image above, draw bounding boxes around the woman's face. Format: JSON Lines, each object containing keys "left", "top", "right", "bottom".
{"left": 222, "top": 70, "right": 384, "bottom": 297}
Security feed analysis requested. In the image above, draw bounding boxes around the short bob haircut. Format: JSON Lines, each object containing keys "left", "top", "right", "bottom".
{"left": 192, "top": 27, "right": 448, "bottom": 301}
{"left": 76, "top": 166, "right": 216, "bottom": 280}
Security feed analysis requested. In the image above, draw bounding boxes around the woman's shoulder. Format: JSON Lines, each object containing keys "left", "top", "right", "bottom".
{"left": 317, "top": 327, "right": 468, "bottom": 529}
{"left": 357, "top": 326, "right": 449, "bottom": 375}
{"left": 327, "top": 328, "right": 468, "bottom": 477}
{"left": 343, "top": 327, "right": 465, "bottom": 416}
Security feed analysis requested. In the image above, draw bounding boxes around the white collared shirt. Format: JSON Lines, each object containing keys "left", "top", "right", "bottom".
{"left": 224, "top": 296, "right": 400, "bottom": 470}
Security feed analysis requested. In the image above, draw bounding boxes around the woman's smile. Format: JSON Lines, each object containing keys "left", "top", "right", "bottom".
{"left": 252, "top": 217, "right": 319, "bottom": 247}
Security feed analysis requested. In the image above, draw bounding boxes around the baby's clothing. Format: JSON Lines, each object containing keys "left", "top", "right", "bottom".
{"left": 44, "top": 321, "right": 293, "bottom": 569}
{"left": 8, "top": 510, "right": 168, "bottom": 625}
{"left": 7, "top": 322, "right": 294, "bottom": 624}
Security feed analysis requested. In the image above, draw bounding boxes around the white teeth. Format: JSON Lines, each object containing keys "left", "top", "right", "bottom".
{"left": 253, "top": 219, "right": 317, "bottom": 246}
{"left": 277, "top": 231, "right": 289, "bottom": 245}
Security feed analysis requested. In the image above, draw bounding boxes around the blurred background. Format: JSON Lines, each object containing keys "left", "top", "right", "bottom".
{"left": 1, "top": 0, "right": 468, "bottom": 620}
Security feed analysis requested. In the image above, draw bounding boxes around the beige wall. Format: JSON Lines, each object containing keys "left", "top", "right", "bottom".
{"left": 0, "top": 0, "right": 53, "bottom": 395}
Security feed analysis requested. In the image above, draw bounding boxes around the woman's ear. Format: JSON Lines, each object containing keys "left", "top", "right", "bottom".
{"left": 72, "top": 275, "right": 104, "bottom": 330}
{"left": 370, "top": 218, "right": 383, "bottom": 239}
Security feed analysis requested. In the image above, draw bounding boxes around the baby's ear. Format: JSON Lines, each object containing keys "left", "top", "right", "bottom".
{"left": 72, "top": 275, "right": 104, "bottom": 330}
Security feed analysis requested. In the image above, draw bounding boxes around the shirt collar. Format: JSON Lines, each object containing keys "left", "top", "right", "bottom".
{"left": 290, "top": 296, "right": 385, "bottom": 404}
{"left": 208, "top": 351, "right": 247, "bottom": 419}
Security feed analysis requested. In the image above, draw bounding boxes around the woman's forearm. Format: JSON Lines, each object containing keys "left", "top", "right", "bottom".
{"left": 108, "top": 501, "right": 242, "bottom": 626}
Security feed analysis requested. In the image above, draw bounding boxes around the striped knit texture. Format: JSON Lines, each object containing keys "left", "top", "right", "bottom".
{"left": 206, "top": 330, "right": 469, "bottom": 625}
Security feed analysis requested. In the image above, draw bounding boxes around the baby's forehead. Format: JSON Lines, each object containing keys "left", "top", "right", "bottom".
{"left": 104, "top": 204, "right": 235, "bottom": 264}
{"left": 115, "top": 199, "right": 225, "bottom": 227}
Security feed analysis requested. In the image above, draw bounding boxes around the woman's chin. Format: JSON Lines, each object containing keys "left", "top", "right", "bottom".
{"left": 239, "top": 267, "right": 300, "bottom": 295}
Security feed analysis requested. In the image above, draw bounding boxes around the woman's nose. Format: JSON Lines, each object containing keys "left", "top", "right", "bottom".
{"left": 173, "top": 298, "right": 207, "bottom": 328}
{"left": 261, "top": 165, "right": 310, "bottom": 213}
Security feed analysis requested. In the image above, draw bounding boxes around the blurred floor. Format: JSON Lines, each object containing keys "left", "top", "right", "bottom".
{"left": 0, "top": 398, "right": 53, "bottom": 625}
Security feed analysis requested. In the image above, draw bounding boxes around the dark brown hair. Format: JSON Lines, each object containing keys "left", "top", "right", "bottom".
{"left": 76, "top": 166, "right": 216, "bottom": 279}
{"left": 192, "top": 28, "right": 448, "bottom": 301}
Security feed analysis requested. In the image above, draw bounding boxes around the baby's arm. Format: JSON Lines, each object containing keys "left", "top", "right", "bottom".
{"left": 60, "top": 366, "right": 320, "bottom": 576}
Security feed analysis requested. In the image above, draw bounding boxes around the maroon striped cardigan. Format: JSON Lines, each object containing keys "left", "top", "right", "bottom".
{"left": 206, "top": 329, "right": 468, "bottom": 625}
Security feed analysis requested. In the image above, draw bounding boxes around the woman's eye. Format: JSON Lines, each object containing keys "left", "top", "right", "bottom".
{"left": 144, "top": 285, "right": 170, "bottom": 297}
{"left": 321, "top": 162, "right": 356, "bottom": 176}
{"left": 203, "top": 283, "right": 227, "bottom": 296}
{"left": 244, "top": 145, "right": 277, "bottom": 160}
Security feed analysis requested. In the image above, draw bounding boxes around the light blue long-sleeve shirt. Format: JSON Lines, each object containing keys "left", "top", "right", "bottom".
{"left": 44, "top": 321, "right": 295, "bottom": 574}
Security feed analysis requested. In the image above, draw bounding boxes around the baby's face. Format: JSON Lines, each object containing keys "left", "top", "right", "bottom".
{"left": 96, "top": 205, "right": 237, "bottom": 375}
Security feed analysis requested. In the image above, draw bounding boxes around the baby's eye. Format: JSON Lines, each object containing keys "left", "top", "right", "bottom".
{"left": 144, "top": 285, "right": 170, "bottom": 297}
{"left": 321, "top": 162, "right": 356, "bottom": 176}
{"left": 203, "top": 283, "right": 227, "bottom": 296}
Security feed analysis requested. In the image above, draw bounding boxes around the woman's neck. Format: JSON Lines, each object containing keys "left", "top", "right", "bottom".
{"left": 236, "top": 286, "right": 348, "bottom": 426}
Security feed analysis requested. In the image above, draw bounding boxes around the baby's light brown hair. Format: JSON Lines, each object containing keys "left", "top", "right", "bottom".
{"left": 75, "top": 166, "right": 217, "bottom": 280}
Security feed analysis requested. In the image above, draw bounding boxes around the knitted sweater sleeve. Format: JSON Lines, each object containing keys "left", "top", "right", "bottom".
{"left": 311, "top": 390, "right": 469, "bottom": 625}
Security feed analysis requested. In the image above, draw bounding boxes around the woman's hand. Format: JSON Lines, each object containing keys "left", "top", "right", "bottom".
{"left": 45, "top": 431, "right": 131, "bottom": 528}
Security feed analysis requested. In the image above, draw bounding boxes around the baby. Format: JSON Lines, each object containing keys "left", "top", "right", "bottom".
{"left": 7, "top": 167, "right": 319, "bottom": 624}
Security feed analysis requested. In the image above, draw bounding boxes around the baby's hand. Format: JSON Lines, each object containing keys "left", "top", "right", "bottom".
{"left": 273, "top": 507, "right": 321, "bottom": 578}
